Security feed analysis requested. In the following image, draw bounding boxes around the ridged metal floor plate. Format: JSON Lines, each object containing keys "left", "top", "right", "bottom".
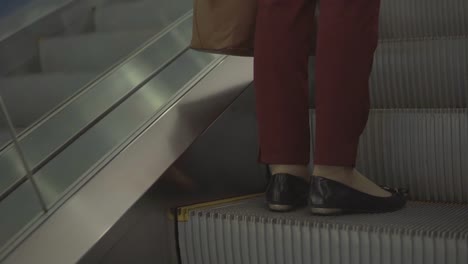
{"left": 178, "top": 197, "right": 468, "bottom": 264}
{"left": 371, "top": 37, "right": 468, "bottom": 108}
{"left": 379, "top": 0, "right": 468, "bottom": 39}
{"left": 357, "top": 109, "right": 468, "bottom": 203}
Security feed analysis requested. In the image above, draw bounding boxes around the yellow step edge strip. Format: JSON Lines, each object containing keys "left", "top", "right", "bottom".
{"left": 177, "top": 193, "right": 263, "bottom": 222}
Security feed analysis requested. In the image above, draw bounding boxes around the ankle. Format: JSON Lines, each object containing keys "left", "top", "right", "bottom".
{"left": 269, "top": 164, "right": 310, "bottom": 181}
{"left": 313, "top": 165, "right": 354, "bottom": 184}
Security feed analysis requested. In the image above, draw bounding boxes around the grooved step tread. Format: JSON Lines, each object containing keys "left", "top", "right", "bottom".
{"left": 307, "top": 109, "right": 468, "bottom": 203}
{"left": 182, "top": 197, "right": 468, "bottom": 236}
{"left": 179, "top": 197, "right": 468, "bottom": 264}
{"left": 379, "top": 0, "right": 468, "bottom": 39}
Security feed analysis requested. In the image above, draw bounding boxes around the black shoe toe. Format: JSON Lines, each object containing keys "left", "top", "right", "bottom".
{"left": 309, "top": 176, "right": 407, "bottom": 215}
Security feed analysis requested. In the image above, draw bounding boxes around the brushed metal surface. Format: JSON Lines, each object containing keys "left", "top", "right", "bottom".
{"left": 79, "top": 85, "right": 265, "bottom": 264}
{"left": 0, "top": 101, "right": 42, "bottom": 254}
{"left": 0, "top": 48, "right": 220, "bottom": 260}
{"left": 0, "top": 14, "right": 193, "bottom": 198}
{"left": 1, "top": 56, "right": 254, "bottom": 264}
{"left": 34, "top": 50, "right": 220, "bottom": 207}
{"left": 0, "top": 96, "right": 46, "bottom": 210}
{"left": 0, "top": 181, "right": 43, "bottom": 254}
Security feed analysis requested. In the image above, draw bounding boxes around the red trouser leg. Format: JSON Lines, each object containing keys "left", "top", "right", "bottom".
{"left": 255, "top": 0, "right": 381, "bottom": 166}
{"left": 314, "top": 0, "right": 381, "bottom": 166}
{"left": 254, "top": 0, "right": 316, "bottom": 165}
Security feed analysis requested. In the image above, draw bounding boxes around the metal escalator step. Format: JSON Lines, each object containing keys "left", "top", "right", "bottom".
{"left": 309, "top": 109, "right": 468, "bottom": 203}
{"left": 94, "top": 0, "right": 192, "bottom": 32}
{"left": 0, "top": 73, "right": 94, "bottom": 127}
{"left": 39, "top": 30, "right": 155, "bottom": 72}
{"left": 178, "top": 197, "right": 468, "bottom": 264}
{"left": 379, "top": 0, "right": 468, "bottom": 39}
{"left": 371, "top": 37, "right": 468, "bottom": 108}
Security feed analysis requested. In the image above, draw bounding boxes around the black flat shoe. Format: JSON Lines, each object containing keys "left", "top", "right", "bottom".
{"left": 309, "top": 176, "right": 407, "bottom": 215}
{"left": 266, "top": 173, "right": 309, "bottom": 212}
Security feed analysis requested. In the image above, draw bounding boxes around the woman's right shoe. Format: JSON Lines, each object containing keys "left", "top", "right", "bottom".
{"left": 309, "top": 176, "right": 407, "bottom": 215}
{"left": 266, "top": 173, "right": 309, "bottom": 212}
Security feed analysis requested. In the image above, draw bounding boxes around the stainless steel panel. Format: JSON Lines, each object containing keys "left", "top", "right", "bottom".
{"left": 0, "top": 97, "right": 46, "bottom": 257}
{"left": 34, "top": 49, "right": 220, "bottom": 206}
{"left": 2, "top": 56, "right": 254, "bottom": 264}
{"left": 0, "top": 96, "right": 31, "bottom": 206}
{"left": 0, "top": 143, "right": 27, "bottom": 197}
{"left": 0, "top": 96, "right": 46, "bottom": 208}
{"left": 0, "top": 14, "right": 193, "bottom": 197}
{"left": 171, "top": 88, "right": 266, "bottom": 198}
{"left": 0, "top": 181, "right": 43, "bottom": 254}
{"left": 0, "top": 148, "right": 27, "bottom": 200}
{"left": 79, "top": 181, "right": 183, "bottom": 264}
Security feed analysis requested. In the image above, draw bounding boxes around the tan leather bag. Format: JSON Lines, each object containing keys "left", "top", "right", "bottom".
{"left": 191, "top": 0, "right": 316, "bottom": 56}
{"left": 191, "top": 0, "right": 256, "bottom": 56}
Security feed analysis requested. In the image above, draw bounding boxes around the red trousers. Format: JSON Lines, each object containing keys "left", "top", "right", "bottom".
{"left": 254, "top": 0, "right": 381, "bottom": 166}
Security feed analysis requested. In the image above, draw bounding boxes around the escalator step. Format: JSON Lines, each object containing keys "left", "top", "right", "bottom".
{"left": 178, "top": 197, "right": 468, "bottom": 264}
{"left": 39, "top": 30, "right": 155, "bottom": 72}
{"left": 309, "top": 109, "right": 468, "bottom": 203}
{"left": 380, "top": 0, "right": 468, "bottom": 39}
{"left": 370, "top": 37, "right": 468, "bottom": 108}
{"left": 94, "top": 0, "right": 192, "bottom": 32}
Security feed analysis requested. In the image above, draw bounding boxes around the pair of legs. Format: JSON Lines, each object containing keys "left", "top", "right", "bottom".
{"left": 255, "top": 0, "right": 390, "bottom": 197}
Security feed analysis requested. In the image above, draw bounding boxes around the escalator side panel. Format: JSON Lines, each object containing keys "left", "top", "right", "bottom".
{"left": 2, "top": 56, "right": 254, "bottom": 264}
